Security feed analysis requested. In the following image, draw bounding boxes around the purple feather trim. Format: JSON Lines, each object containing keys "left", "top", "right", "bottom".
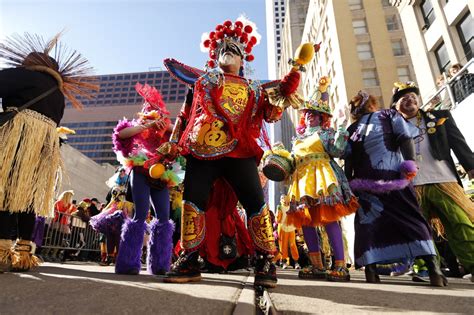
{"left": 90, "top": 211, "right": 125, "bottom": 234}
{"left": 350, "top": 178, "right": 410, "bottom": 194}
{"left": 113, "top": 119, "right": 135, "bottom": 157}
{"left": 147, "top": 219, "right": 175, "bottom": 274}
{"left": 399, "top": 160, "right": 417, "bottom": 174}
{"left": 115, "top": 219, "right": 146, "bottom": 275}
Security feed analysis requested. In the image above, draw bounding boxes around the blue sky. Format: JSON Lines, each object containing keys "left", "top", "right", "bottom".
{"left": 0, "top": 0, "right": 269, "bottom": 79}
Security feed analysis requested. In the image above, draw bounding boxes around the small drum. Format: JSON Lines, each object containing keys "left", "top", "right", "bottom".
{"left": 262, "top": 154, "right": 294, "bottom": 182}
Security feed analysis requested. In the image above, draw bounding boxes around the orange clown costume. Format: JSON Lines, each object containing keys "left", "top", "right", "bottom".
{"left": 162, "top": 16, "right": 309, "bottom": 288}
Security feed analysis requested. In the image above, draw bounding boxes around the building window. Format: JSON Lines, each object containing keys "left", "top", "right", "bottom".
{"left": 352, "top": 19, "right": 368, "bottom": 35}
{"left": 362, "top": 69, "right": 379, "bottom": 87}
{"left": 357, "top": 43, "right": 374, "bottom": 60}
{"left": 434, "top": 42, "right": 450, "bottom": 73}
{"left": 348, "top": 0, "right": 363, "bottom": 10}
{"left": 382, "top": 0, "right": 391, "bottom": 7}
{"left": 386, "top": 15, "right": 399, "bottom": 31}
{"left": 392, "top": 40, "right": 405, "bottom": 56}
{"left": 456, "top": 13, "right": 473, "bottom": 61}
{"left": 420, "top": 0, "right": 435, "bottom": 28}
{"left": 397, "top": 66, "right": 411, "bottom": 82}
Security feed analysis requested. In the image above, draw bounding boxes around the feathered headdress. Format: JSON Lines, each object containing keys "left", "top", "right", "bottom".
{"left": 0, "top": 31, "right": 99, "bottom": 109}
{"left": 135, "top": 82, "right": 170, "bottom": 115}
{"left": 200, "top": 15, "right": 261, "bottom": 68}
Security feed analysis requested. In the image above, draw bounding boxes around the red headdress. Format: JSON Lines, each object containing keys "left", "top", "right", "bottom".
{"left": 200, "top": 15, "right": 262, "bottom": 68}
{"left": 135, "top": 82, "right": 170, "bottom": 115}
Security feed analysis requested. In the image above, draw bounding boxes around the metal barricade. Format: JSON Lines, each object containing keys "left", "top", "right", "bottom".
{"left": 40, "top": 211, "right": 101, "bottom": 261}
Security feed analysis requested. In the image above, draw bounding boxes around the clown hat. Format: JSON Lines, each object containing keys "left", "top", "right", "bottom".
{"left": 301, "top": 76, "right": 332, "bottom": 116}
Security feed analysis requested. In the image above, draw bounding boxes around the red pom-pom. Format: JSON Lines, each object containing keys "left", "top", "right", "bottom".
{"left": 209, "top": 31, "right": 216, "bottom": 40}
{"left": 234, "top": 21, "right": 243, "bottom": 28}
{"left": 223, "top": 20, "right": 232, "bottom": 27}
{"left": 216, "top": 31, "right": 225, "bottom": 39}
{"left": 216, "top": 24, "right": 223, "bottom": 31}
{"left": 203, "top": 39, "right": 211, "bottom": 48}
{"left": 245, "top": 54, "right": 254, "bottom": 62}
{"left": 224, "top": 28, "right": 232, "bottom": 36}
{"left": 244, "top": 45, "right": 252, "bottom": 54}
{"left": 208, "top": 60, "right": 216, "bottom": 68}
{"left": 244, "top": 25, "right": 253, "bottom": 33}
{"left": 210, "top": 52, "right": 216, "bottom": 60}
{"left": 249, "top": 36, "right": 257, "bottom": 45}
{"left": 234, "top": 28, "right": 242, "bottom": 36}
{"left": 240, "top": 37, "right": 247, "bottom": 44}
{"left": 210, "top": 41, "right": 218, "bottom": 49}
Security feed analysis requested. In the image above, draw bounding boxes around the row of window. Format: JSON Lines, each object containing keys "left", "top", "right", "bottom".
{"left": 66, "top": 128, "right": 115, "bottom": 136}
{"left": 65, "top": 121, "right": 117, "bottom": 128}
{"left": 100, "top": 71, "right": 170, "bottom": 82}
{"left": 84, "top": 151, "right": 116, "bottom": 158}
{"left": 67, "top": 136, "right": 112, "bottom": 143}
{"left": 73, "top": 144, "right": 112, "bottom": 151}
{"left": 352, "top": 15, "right": 400, "bottom": 36}
{"left": 349, "top": 0, "right": 391, "bottom": 11}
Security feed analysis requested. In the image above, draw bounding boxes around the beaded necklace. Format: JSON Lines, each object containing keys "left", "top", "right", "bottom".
{"left": 413, "top": 111, "right": 426, "bottom": 162}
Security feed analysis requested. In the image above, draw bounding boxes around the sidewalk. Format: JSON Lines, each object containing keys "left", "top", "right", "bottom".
{"left": 1, "top": 263, "right": 472, "bottom": 314}
{"left": 269, "top": 269, "right": 474, "bottom": 314}
{"left": 0, "top": 262, "right": 253, "bottom": 315}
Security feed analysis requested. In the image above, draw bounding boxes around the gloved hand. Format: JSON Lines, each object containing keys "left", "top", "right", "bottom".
{"left": 400, "top": 160, "right": 418, "bottom": 181}
{"left": 280, "top": 71, "right": 301, "bottom": 96}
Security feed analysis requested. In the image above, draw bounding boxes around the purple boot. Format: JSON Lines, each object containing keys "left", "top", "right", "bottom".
{"left": 147, "top": 219, "right": 175, "bottom": 275}
{"left": 115, "top": 219, "right": 146, "bottom": 275}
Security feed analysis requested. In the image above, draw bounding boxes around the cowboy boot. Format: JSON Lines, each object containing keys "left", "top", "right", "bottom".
{"left": 0, "top": 239, "right": 13, "bottom": 273}
{"left": 364, "top": 263, "right": 381, "bottom": 283}
{"left": 164, "top": 201, "right": 205, "bottom": 283}
{"left": 147, "top": 219, "right": 175, "bottom": 275}
{"left": 115, "top": 219, "right": 146, "bottom": 275}
{"left": 11, "top": 239, "right": 40, "bottom": 272}
{"left": 248, "top": 205, "right": 278, "bottom": 288}
{"left": 422, "top": 255, "right": 448, "bottom": 287}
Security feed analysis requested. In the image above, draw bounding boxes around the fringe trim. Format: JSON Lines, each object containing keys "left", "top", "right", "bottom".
{"left": 11, "top": 240, "right": 41, "bottom": 271}
{"left": 0, "top": 110, "right": 62, "bottom": 216}
{"left": 0, "top": 240, "right": 14, "bottom": 270}
{"left": 435, "top": 182, "right": 474, "bottom": 223}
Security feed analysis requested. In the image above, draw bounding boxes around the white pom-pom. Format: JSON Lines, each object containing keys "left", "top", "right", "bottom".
{"left": 236, "top": 14, "right": 261, "bottom": 45}
{"left": 200, "top": 32, "right": 209, "bottom": 52}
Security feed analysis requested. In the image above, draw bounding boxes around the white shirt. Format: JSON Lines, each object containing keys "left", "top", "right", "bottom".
{"left": 408, "top": 116, "right": 458, "bottom": 186}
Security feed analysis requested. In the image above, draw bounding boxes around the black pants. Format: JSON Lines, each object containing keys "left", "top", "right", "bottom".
{"left": 183, "top": 156, "right": 265, "bottom": 217}
{"left": 0, "top": 211, "right": 36, "bottom": 240}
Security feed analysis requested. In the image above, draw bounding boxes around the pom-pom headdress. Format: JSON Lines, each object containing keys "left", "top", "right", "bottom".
{"left": 135, "top": 83, "right": 170, "bottom": 116}
{"left": 0, "top": 31, "right": 99, "bottom": 109}
{"left": 200, "top": 15, "right": 261, "bottom": 68}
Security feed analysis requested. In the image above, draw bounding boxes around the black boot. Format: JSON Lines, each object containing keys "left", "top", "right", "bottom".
{"left": 422, "top": 255, "right": 448, "bottom": 287}
{"left": 254, "top": 253, "right": 277, "bottom": 288}
{"left": 163, "top": 251, "right": 201, "bottom": 283}
{"left": 364, "top": 263, "right": 381, "bottom": 283}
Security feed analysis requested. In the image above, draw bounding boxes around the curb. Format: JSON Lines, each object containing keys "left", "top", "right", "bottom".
{"left": 233, "top": 275, "right": 256, "bottom": 315}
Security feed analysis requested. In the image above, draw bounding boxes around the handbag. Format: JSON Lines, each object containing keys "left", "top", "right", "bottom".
{"left": 0, "top": 85, "right": 58, "bottom": 127}
{"left": 219, "top": 233, "right": 237, "bottom": 260}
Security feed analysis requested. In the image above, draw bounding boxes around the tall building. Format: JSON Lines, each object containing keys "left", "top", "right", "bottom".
{"left": 62, "top": 71, "right": 188, "bottom": 165}
{"left": 391, "top": 0, "right": 473, "bottom": 102}
{"left": 266, "top": 0, "right": 287, "bottom": 80}
{"left": 280, "top": 0, "right": 416, "bottom": 124}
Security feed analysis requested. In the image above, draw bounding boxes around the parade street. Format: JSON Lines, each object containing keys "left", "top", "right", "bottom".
{"left": 1, "top": 262, "right": 472, "bottom": 314}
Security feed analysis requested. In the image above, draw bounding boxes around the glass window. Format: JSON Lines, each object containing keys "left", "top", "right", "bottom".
{"left": 434, "top": 42, "right": 450, "bottom": 73}
{"left": 357, "top": 43, "right": 373, "bottom": 60}
{"left": 348, "top": 0, "right": 363, "bottom": 10}
{"left": 362, "top": 69, "right": 379, "bottom": 87}
{"left": 456, "top": 13, "right": 473, "bottom": 61}
{"left": 420, "top": 0, "right": 435, "bottom": 27}
{"left": 353, "top": 19, "right": 368, "bottom": 35}
{"left": 386, "top": 15, "right": 399, "bottom": 31}
{"left": 392, "top": 40, "right": 405, "bottom": 56}
{"left": 397, "top": 66, "right": 411, "bottom": 82}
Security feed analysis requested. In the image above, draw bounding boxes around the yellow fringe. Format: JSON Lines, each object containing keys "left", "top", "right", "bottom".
{"left": 435, "top": 182, "right": 474, "bottom": 223}
{"left": 319, "top": 227, "right": 332, "bottom": 257}
{"left": 0, "top": 110, "right": 62, "bottom": 217}
{"left": 0, "top": 240, "right": 14, "bottom": 269}
{"left": 11, "top": 252, "right": 41, "bottom": 271}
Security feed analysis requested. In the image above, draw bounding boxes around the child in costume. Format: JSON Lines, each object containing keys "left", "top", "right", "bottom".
{"left": 345, "top": 90, "right": 446, "bottom": 287}
{"left": 111, "top": 83, "right": 181, "bottom": 275}
{"left": 284, "top": 76, "right": 359, "bottom": 281}
{"left": 0, "top": 32, "right": 97, "bottom": 272}
{"left": 276, "top": 194, "right": 300, "bottom": 269}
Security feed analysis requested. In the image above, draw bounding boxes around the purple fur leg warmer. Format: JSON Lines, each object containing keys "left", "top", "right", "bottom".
{"left": 147, "top": 219, "right": 175, "bottom": 275}
{"left": 115, "top": 218, "right": 146, "bottom": 275}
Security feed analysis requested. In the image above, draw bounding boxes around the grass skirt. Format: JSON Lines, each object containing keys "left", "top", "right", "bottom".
{"left": 0, "top": 109, "right": 61, "bottom": 216}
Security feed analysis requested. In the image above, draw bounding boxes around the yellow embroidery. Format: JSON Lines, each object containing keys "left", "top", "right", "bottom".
{"left": 221, "top": 82, "right": 248, "bottom": 118}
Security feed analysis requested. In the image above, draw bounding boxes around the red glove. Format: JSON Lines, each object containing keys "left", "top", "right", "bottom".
{"left": 279, "top": 71, "right": 301, "bottom": 96}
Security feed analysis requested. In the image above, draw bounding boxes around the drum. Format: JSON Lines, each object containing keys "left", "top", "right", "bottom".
{"left": 262, "top": 154, "right": 294, "bottom": 182}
